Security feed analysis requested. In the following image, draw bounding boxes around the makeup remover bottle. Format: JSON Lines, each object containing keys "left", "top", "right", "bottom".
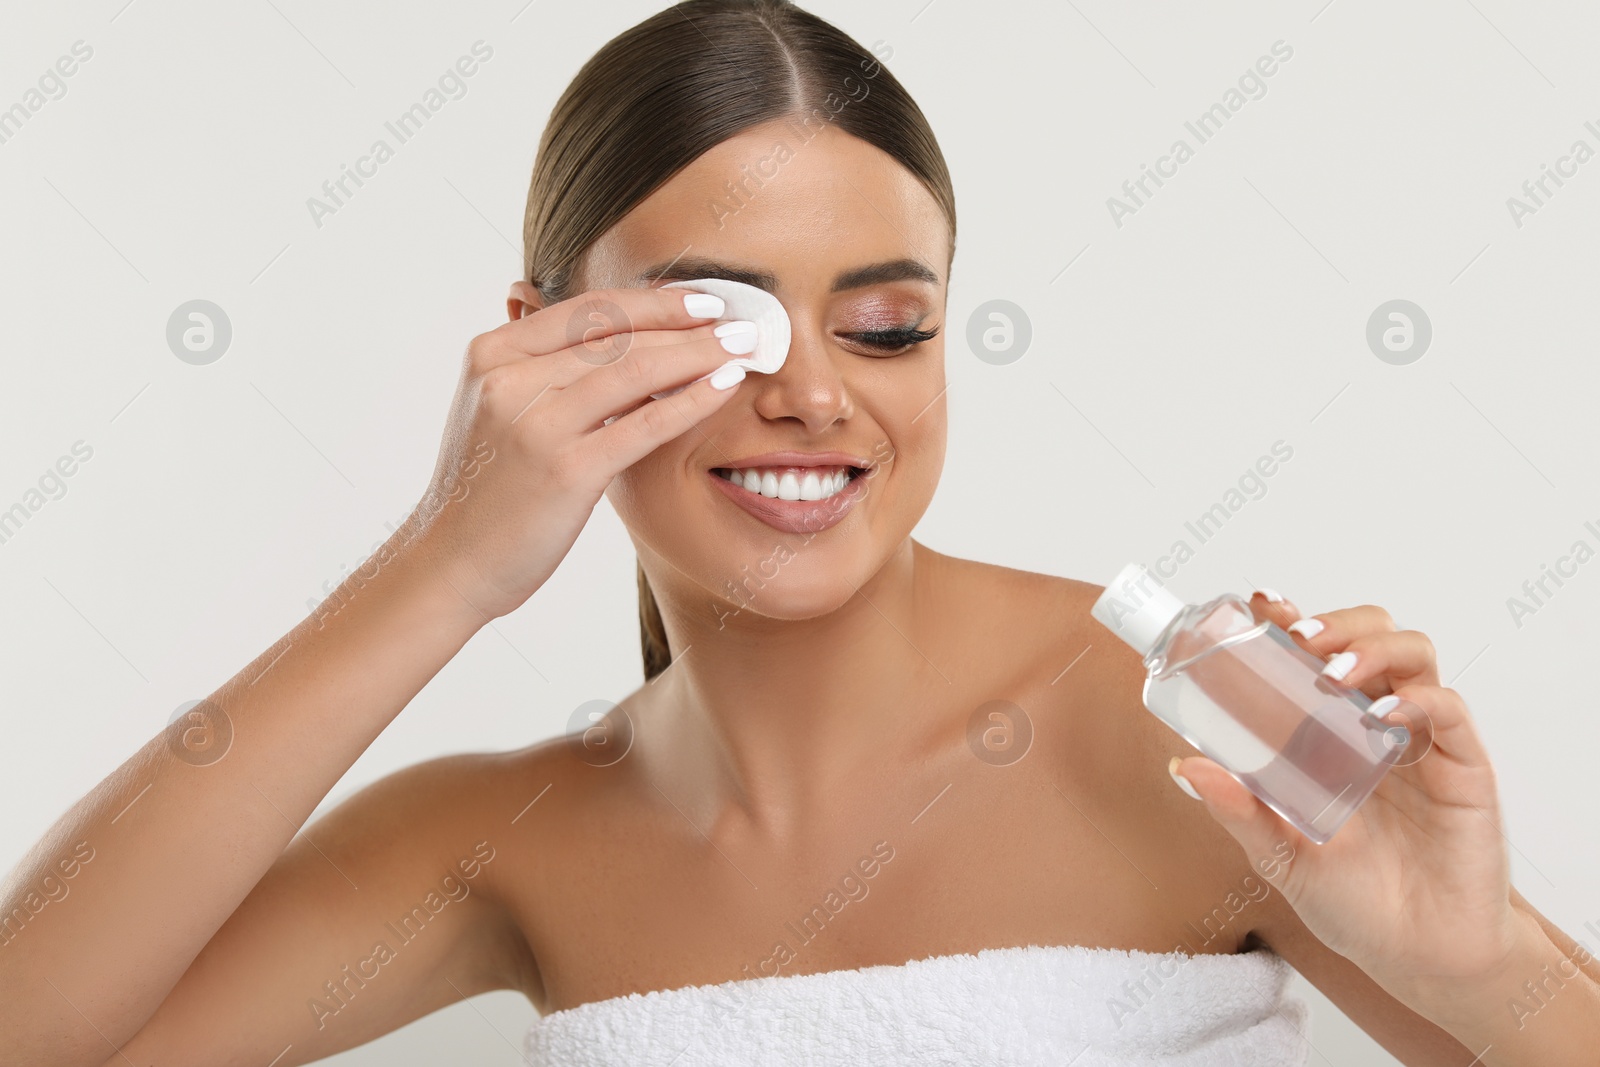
{"left": 1090, "top": 563, "right": 1410, "bottom": 844}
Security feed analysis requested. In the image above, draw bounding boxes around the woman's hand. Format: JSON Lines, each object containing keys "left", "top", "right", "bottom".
{"left": 1170, "top": 591, "right": 1520, "bottom": 1006}
{"left": 407, "top": 286, "right": 752, "bottom": 620}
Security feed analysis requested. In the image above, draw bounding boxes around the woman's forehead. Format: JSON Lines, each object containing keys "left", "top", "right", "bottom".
{"left": 631, "top": 254, "right": 941, "bottom": 295}
{"left": 581, "top": 122, "right": 949, "bottom": 291}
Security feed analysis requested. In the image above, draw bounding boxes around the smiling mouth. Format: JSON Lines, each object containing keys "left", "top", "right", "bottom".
{"left": 710, "top": 465, "right": 867, "bottom": 501}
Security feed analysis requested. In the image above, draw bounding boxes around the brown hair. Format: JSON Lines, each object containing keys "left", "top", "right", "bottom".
{"left": 521, "top": 0, "right": 957, "bottom": 681}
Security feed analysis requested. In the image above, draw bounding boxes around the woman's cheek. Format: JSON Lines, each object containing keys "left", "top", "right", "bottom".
{"left": 603, "top": 464, "right": 649, "bottom": 524}
{"left": 889, "top": 411, "right": 947, "bottom": 516}
{"left": 608, "top": 449, "right": 686, "bottom": 529}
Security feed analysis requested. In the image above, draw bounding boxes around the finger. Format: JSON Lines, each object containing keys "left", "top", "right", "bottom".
{"left": 475, "top": 286, "right": 728, "bottom": 374}
{"left": 1170, "top": 755, "right": 1309, "bottom": 883}
{"left": 1380, "top": 683, "right": 1490, "bottom": 773}
{"left": 1281, "top": 603, "right": 1397, "bottom": 659}
{"left": 547, "top": 322, "right": 742, "bottom": 390}
{"left": 589, "top": 369, "right": 746, "bottom": 472}
{"left": 1248, "top": 589, "right": 1303, "bottom": 628}
{"left": 486, "top": 320, "right": 734, "bottom": 395}
{"left": 478, "top": 323, "right": 738, "bottom": 425}
{"left": 559, "top": 330, "right": 758, "bottom": 431}
{"left": 1315, "top": 629, "right": 1440, "bottom": 694}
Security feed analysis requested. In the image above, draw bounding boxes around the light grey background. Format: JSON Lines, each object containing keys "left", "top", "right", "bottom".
{"left": 3, "top": 0, "right": 1597, "bottom": 1063}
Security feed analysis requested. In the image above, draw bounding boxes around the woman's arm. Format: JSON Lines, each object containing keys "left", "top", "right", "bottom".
{"left": 1254, "top": 881, "right": 1600, "bottom": 1066}
{"left": 100, "top": 750, "right": 538, "bottom": 1067}
{"left": 0, "top": 522, "right": 486, "bottom": 1067}
{"left": 0, "top": 284, "right": 753, "bottom": 1064}
{"left": 1177, "top": 590, "right": 1600, "bottom": 1066}
{"left": 1403, "top": 885, "right": 1600, "bottom": 1064}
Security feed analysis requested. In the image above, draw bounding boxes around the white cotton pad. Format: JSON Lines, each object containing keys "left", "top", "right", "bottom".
{"left": 650, "top": 278, "right": 791, "bottom": 399}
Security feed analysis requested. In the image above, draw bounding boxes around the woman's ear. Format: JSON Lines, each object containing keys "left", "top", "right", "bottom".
{"left": 507, "top": 280, "right": 543, "bottom": 323}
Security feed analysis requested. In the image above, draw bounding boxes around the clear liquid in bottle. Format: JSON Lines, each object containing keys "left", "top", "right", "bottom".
{"left": 1091, "top": 563, "right": 1412, "bottom": 844}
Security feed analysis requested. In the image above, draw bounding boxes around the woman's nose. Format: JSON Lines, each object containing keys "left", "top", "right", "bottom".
{"left": 749, "top": 332, "right": 854, "bottom": 432}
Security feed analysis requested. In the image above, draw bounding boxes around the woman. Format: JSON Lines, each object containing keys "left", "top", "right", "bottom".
{"left": 2, "top": 2, "right": 1596, "bottom": 1064}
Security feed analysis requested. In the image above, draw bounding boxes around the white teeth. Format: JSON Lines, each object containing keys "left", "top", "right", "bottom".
{"left": 718, "top": 466, "right": 856, "bottom": 501}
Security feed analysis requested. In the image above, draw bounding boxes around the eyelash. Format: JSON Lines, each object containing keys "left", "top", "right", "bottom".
{"left": 848, "top": 324, "right": 941, "bottom": 354}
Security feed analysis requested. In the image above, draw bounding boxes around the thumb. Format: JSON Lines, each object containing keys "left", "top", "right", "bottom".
{"left": 1170, "top": 755, "right": 1306, "bottom": 872}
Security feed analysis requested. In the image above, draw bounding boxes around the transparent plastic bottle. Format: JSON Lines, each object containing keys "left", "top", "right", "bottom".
{"left": 1090, "top": 562, "right": 1412, "bottom": 844}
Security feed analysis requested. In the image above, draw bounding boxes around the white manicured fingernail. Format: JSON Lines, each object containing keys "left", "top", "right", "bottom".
{"left": 1321, "top": 651, "right": 1358, "bottom": 680}
{"left": 714, "top": 320, "right": 758, "bottom": 355}
{"left": 708, "top": 364, "right": 747, "bottom": 390}
{"left": 1168, "top": 757, "right": 1202, "bottom": 800}
{"left": 1368, "top": 695, "right": 1401, "bottom": 718}
{"left": 1287, "top": 618, "right": 1324, "bottom": 639}
{"left": 683, "top": 293, "right": 725, "bottom": 318}
{"left": 1254, "top": 587, "right": 1284, "bottom": 603}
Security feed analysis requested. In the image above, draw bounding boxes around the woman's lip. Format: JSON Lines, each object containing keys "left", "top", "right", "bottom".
{"left": 707, "top": 468, "right": 868, "bottom": 534}
{"left": 714, "top": 450, "right": 873, "bottom": 471}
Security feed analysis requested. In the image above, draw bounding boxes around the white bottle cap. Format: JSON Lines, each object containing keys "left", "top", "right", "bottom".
{"left": 1090, "top": 562, "right": 1186, "bottom": 657}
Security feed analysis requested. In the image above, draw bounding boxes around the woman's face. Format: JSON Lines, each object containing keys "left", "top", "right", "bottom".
{"left": 587, "top": 118, "right": 951, "bottom": 625}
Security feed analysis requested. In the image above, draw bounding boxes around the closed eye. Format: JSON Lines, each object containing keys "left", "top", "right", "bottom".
{"left": 846, "top": 324, "right": 941, "bottom": 355}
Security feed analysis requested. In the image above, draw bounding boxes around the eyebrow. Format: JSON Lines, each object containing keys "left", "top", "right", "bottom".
{"left": 635, "top": 256, "right": 940, "bottom": 294}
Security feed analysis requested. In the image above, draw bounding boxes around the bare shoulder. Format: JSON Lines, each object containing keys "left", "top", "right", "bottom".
{"left": 458, "top": 729, "right": 656, "bottom": 1006}
{"left": 913, "top": 543, "right": 1101, "bottom": 655}
{"left": 915, "top": 543, "right": 1136, "bottom": 696}
{"left": 108, "top": 747, "right": 569, "bottom": 1065}
{"left": 926, "top": 546, "right": 1265, "bottom": 947}
{"left": 321, "top": 739, "right": 618, "bottom": 1004}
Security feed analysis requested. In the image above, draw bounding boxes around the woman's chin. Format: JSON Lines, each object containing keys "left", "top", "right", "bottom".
{"left": 706, "top": 564, "right": 870, "bottom": 625}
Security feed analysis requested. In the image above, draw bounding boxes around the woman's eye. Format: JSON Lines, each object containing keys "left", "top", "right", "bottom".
{"left": 847, "top": 324, "right": 941, "bottom": 354}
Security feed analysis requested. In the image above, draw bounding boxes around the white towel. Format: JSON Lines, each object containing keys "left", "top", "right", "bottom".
{"left": 524, "top": 943, "right": 1311, "bottom": 1065}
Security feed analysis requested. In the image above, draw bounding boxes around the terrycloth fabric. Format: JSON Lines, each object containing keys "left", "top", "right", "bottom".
{"left": 524, "top": 943, "right": 1311, "bottom": 1066}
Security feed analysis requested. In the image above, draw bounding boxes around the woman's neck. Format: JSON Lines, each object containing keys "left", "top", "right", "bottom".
{"left": 640, "top": 538, "right": 951, "bottom": 833}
